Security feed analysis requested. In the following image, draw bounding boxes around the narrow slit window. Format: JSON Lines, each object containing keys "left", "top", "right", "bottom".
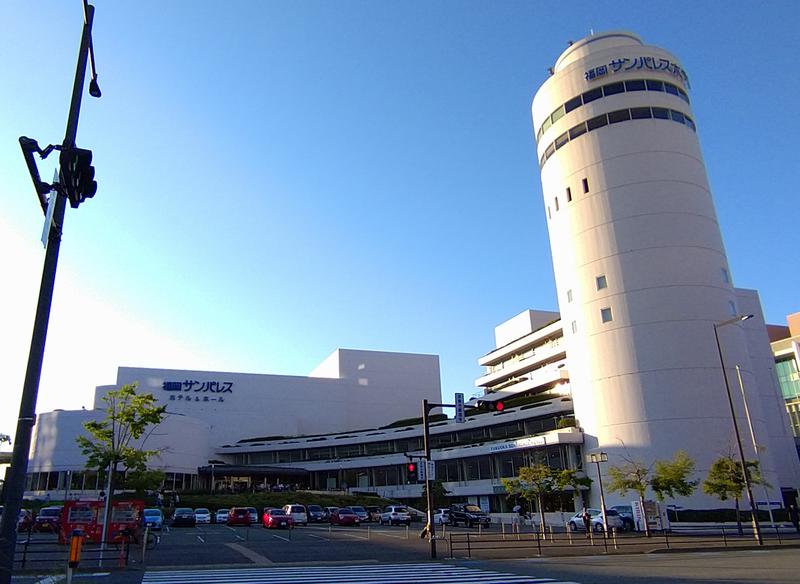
{"left": 555, "top": 197, "right": 560, "bottom": 211}
{"left": 571, "top": 320, "right": 578, "bottom": 334}
{"left": 566, "top": 187, "right": 572, "bottom": 202}
{"left": 582, "top": 178, "right": 589, "bottom": 193}
{"left": 567, "top": 289, "right": 573, "bottom": 302}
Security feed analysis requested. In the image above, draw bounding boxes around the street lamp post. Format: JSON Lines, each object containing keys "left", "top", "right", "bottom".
{"left": 713, "top": 314, "right": 763, "bottom": 545}
{"left": 588, "top": 452, "right": 609, "bottom": 537}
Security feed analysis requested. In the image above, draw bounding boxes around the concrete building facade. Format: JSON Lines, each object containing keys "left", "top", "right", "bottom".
{"left": 532, "top": 31, "right": 800, "bottom": 507}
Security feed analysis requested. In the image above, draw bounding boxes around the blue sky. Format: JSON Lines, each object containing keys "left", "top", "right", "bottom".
{"left": 1, "top": 1, "right": 798, "bottom": 440}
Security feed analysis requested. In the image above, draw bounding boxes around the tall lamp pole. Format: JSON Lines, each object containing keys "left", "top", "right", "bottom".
{"left": 588, "top": 452, "right": 609, "bottom": 536}
{"left": 0, "top": 3, "right": 101, "bottom": 580}
{"left": 713, "top": 314, "right": 763, "bottom": 545}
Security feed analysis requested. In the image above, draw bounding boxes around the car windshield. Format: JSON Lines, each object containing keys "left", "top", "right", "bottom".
{"left": 605, "top": 510, "right": 619, "bottom": 516}
{"left": 175, "top": 508, "right": 193, "bottom": 514}
{"left": 40, "top": 509, "right": 60, "bottom": 517}
{"left": 233, "top": 509, "right": 247, "bottom": 516}
{"left": 144, "top": 510, "right": 161, "bottom": 517}
{"left": 269, "top": 509, "right": 288, "bottom": 516}
{"left": 350, "top": 506, "right": 365, "bottom": 512}
{"left": 308, "top": 505, "right": 322, "bottom": 511}
{"left": 217, "top": 509, "right": 229, "bottom": 514}
{"left": 196, "top": 508, "right": 210, "bottom": 514}
{"left": 464, "top": 505, "right": 482, "bottom": 513}
{"left": 338, "top": 509, "right": 354, "bottom": 515}
{"left": 393, "top": 507, "right": 408, "bottom": 513}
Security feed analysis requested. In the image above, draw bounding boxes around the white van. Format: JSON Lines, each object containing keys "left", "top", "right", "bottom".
{"left": 282, "top": 504, "right": 308, "bottom": 526}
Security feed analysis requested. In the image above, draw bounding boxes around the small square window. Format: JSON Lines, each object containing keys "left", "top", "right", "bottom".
{"left": 566, "top": 187, "right": 572, "bottom": 202}
{"left": 582, "top": 178, "right": 589, "bottom": 193}
{"left": 601, "top": 307, "right": 613, "bottom": 323}
{"left": 567, "top": 289, "right": 573, "bottom": 302}
{"left": 571, "top": 320, "right": 578, "bottom": 334}
{"left": 596, "top": 275, "right": 607, "bottom": 290}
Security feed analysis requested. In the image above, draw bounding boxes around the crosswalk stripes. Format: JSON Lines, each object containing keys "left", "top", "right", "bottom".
{"left": 142, "top": 562, "right": 582, "bottom": 584}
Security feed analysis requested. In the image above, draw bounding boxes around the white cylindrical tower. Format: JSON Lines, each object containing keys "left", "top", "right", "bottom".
{"left": 532, "top": 32, "right": 784, "bottom": 507}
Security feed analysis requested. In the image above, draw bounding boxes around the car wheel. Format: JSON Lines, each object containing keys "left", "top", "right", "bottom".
{"left": 593, "top": 523, "right": 603, "bottom": 533}
{"left": 568, "top": 521, "right": 577, "bottom": 531}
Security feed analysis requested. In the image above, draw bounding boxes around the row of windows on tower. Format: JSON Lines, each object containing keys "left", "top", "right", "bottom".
{"left": 548, "top": 178, "right": 589, "bottom": 219}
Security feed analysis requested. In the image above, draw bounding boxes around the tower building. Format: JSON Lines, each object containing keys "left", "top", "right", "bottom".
{"left": 532, "top": 31, "right": 800, "bottom": 506}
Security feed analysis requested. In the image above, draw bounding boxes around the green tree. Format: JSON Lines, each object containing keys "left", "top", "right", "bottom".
{"left": 76, "top": 383, "right": 166, "bottom": 533}
{"left": 123, "top": 469, "right": 166, "bottom": 495}
{"left": 553, "top": 468, "right": 592, "bottom": 510}
{"left": 420, "top": 479, "right": 450, "bottom": 510}
{"left": 608, "top": 450, "right": 697, "bottom": 537}
{"left": 502, "top": 464, "right": 556, "bottom": 532}
{"left": 703, "top": 455, "right": 766, "bottom": 536}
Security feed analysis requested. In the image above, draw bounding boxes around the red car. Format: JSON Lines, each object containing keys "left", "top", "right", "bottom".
{"left": 329, "top": 507, "right": 360, "bottom": 527}
{"left": 227, "top": 507, "right": 252, "bottom": 526}
{"left": 262, "top": 508, "right": 293, "bottom": 529}
{"left": 33, "top": 506, "right": 63, "bottom": 533}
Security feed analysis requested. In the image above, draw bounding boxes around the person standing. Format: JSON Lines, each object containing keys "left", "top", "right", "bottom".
{"left": 581, "top": 507, "right": 592, "bottom": 537}
{"left": 511, "top": 502, "right": 523, "bottom": 534}
{"left": 789, "top": 504, "right": 800, "bottom": 533}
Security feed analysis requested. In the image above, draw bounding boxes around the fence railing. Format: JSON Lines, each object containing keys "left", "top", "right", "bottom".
{"left": 13, "top": 532, "right": 133, "bottom": 571}
{"left": 448, "top": 524, "right": 796, "bottom": 559}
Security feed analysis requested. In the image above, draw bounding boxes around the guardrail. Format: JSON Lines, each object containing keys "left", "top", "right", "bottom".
{"left": 448, "top": 524, "right": 798, "bottom": 559}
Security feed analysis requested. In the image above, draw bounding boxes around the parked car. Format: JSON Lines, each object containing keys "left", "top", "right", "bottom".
{"left": 349, "top": 506, "right": 369, "bottom": 523}
{"left": 322, "top": 506, "right": 339, "bottom": 521}
{"left": 246, "top": 507, "right": 259, "bottom": 524}
{"left": 365, "top": 506, "right": 382, "bottom": 522}
{"left": 449, "top": 503, "right": 491, "bottom": 527}
{"left": 194, "top": 508, "right": 211, "bottom": 524}
{"left": 282, "top": 504, "right": 308, "bottom": 526}
{"left": 379, "top": 505, "right": 411, "bottom": 526}
{"left": 215, "top": 509, "right": 229, "bottom": 524}
{"left": 433, "top": 508, "right": 451, "bottom": 525}
{"left": 568, "top": 508, "right": 624, "bottom": 532}
{"left": 33, "top": 506, "right": 62, "bottom": 533}
{"left": 142, "top": 508, "right": 164, "bottom": 531}
{"left": 307, "top": 504, "right": 326, "bottom": 523}
{"left": 262, "top": 508, "right": 293, "bottom": 529}
{"left": 610, "top": 505, "right": 636, "bottom": 532}
{"left": 172, "top": 507, "right": 196, "bottom": 527}
{"left": 329, "top": 507, "right": 360, "bottom": 526}
{"left": 227, "top": 507, "right": 251, "bottom": 526}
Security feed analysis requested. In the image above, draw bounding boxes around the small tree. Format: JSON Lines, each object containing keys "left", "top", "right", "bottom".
{"left": 554, "top": 468, "right": 592, "bottom": 511}
{"left": 703, "top": 455, "right": 766, "bottom": 535}
{"left": 123, "top": 469, "right": 166, "bottom": 496}
{"left": 608, "top": 450, "right": 697, "bottom": 537}
{"left": 420, "top": 479, "right": 451, "bottom": 510}
{"left": 76, "top": 383, "right": 166, "bottom": 535}
{"left": 502, "top": 464, "right": 556, "bottom": 532}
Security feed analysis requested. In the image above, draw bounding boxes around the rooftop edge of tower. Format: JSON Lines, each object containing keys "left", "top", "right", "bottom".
{"left": 554, "top": 31, "right": 643, "bottom": 73}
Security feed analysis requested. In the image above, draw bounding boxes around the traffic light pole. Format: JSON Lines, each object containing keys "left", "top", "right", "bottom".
{"left": 422, "top": 399, "right": 436, "bottom": 559}
{"left": 0, "top": 6, "right": 95, "bottom": 582}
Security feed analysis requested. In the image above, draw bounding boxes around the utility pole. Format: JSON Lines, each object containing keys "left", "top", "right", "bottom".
{"left": 421, "top": 399, "right": 437, "bottom": 559}
{"left": 0, "top": 3, "right": 101, "bottom": 581}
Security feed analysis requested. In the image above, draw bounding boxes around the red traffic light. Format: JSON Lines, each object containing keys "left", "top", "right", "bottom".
{"left": 495, "top": 401, "right": 505, "bottom": 412}
{"left": 407, "top": 463, "right": 416, "bottom": 472}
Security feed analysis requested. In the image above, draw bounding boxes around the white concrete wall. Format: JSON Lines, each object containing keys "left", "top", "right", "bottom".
{"left": 532, "top": 31, "right": 799, "bottom": 507}
{"left": 494, "top": 310, "right": 560, "bottom": 347}
{"left": 98, "top": 349, "right": 441, "bottom": 448}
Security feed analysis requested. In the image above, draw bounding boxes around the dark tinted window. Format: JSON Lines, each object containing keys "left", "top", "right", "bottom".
{"left": 624, "top": 79, "right": 646, "bottom": 91}
{"left": 569, "top": 123, "right": 587, "bottom": 140}
{"left": 551, "top": 105, "right": 565, "bottom": 123}
{"left": 684, "top": 116, "right": 696, "bottom": 131}
{"left": 664, "top": 83, "right": 680, "bottom": 96}
{"left": 586, "top": 114, "right": 608, "bottom": 131}
{"left": 582, "top": 87, "right": 603, "bottom": 104}
{"left": 670, "top": 110, "right": 686, "bottom": 124}
{"left": 677, "top": 87, "right": 690, "bottom": 103}
{"left": 603, "top": 82, "right": 624, "bottom": 96}
{"left": 564, "top": 96, "right": 582, "bottom": 113}
{"left": 646, "top": 79, "right": 664, "bottom": 91}
{"left": 608, "top": 109, "right": 631, "bottom": 124}
{"left": 651, "top": 107, "right": 669, "bottom": 119}
{"left": 554, "top": 132, "right": 569, "bottom": 150}
{"left": 544, "top": 142, "right": 555, "bottom": 159}
{"left": 630, "top": 107, "right": 652, "bottom": 119}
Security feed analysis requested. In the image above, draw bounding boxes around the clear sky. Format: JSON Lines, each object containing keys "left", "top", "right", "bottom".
{"left": 1, "top": 1, "right": 798, "bottom": 444}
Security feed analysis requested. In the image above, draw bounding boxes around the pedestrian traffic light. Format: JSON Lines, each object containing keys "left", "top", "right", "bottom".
{"left": 407, "top": 462, "right": 417, "bottom": 483}
{"left": 59, "top": 146, "right": 97, "bottom": 208}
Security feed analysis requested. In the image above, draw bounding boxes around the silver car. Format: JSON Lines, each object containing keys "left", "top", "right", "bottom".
{"left": 568, "top": 508, "right": 624, "bottom": 532}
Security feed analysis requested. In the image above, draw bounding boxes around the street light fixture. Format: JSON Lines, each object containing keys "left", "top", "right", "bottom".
{"left": 712, "top": 314, "right": 763, "bottom": 545}
{"left": 588, "top": 452, "right": 609, "bottom": 537}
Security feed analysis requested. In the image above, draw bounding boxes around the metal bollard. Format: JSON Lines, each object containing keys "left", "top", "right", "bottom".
{"left": 612, "top": 527, "right": 618, "bottom": 550}
{"left": 501, "top": 522, "right": 506, "bottom": 540}
{"left": 405, "top": 524, "right": 409, "bottom": 540}
{"left": 566, "top": 523, "right": 572, "bottom": 544}
{"left": 548, "top": 524, "right": 553, "bottom": 542}
{"left": 141, "top": 527, "right": 149, "bottom": 565}
{"left": 478, "top": 523, "right": 482, "bottom": 536}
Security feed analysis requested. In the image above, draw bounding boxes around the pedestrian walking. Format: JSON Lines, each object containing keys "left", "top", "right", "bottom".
{"left": 581, "top": 507, "right": 592, "bottom": 537}
{"left": 512, "top": 502, "right": 523, "bottom": 533}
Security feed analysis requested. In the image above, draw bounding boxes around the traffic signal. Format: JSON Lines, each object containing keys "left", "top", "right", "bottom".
{"left": 59, "top": 146, "right": 97, "bottom": 208}
{"left": 478, "top": 399, "right": 505, "bottom": 412}
{"left": 407, "top": 462, "right": 417, "bottom": 483}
